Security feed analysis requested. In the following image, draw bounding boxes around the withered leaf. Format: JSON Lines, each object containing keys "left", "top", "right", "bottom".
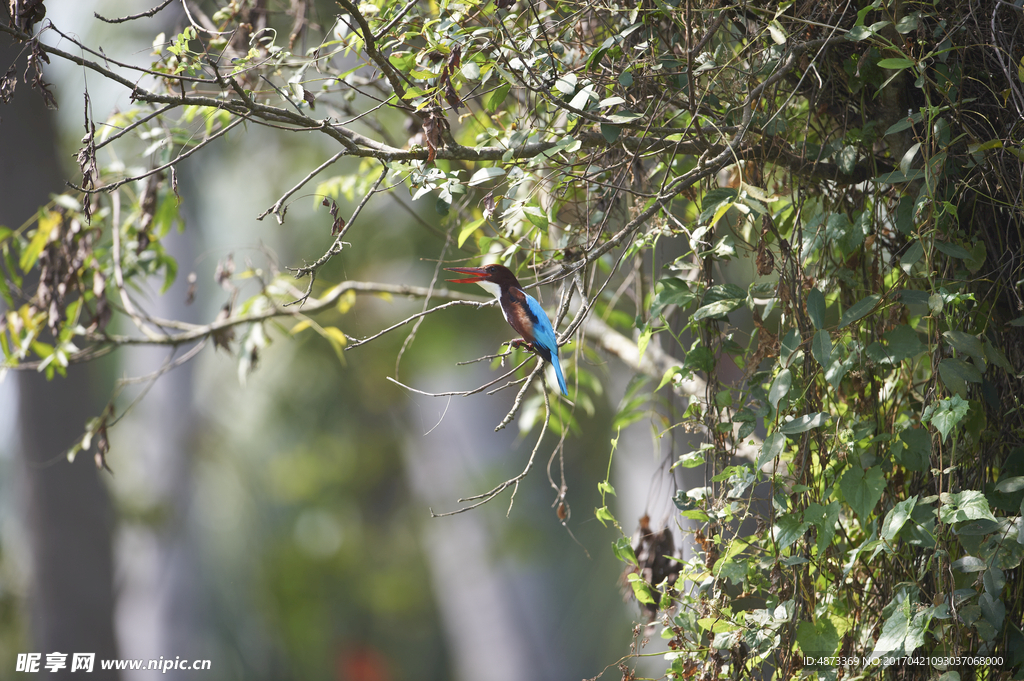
{"left": 215, "top": 254, "right": 235, "bottom": 290}
{"left": 322, "top": 197, "right": 346, "bottom": 234}
{"left": 422, "top": 113, "right": 442, "bottom": 162}
{"left": 211, "top": 303, "right": 235, "bottom": 351}
{"left": 0, "top": 65, "right": 17, "bottom": 104}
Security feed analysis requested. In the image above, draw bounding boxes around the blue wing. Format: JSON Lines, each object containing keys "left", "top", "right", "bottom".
{"left": 521, "top": 291, "right": 568, "bottom": 396}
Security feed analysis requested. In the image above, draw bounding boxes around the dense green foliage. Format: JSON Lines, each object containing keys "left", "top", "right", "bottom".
{"left": 3, "top": 0, "right": 1024, "bottom": 678}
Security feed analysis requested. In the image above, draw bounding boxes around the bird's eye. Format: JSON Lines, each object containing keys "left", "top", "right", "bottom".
{"left": 487, "top": 265, "right": 496, "bottom": 272}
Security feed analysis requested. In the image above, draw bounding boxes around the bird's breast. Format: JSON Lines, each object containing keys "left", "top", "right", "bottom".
{"left": 502, "top": 288, "right": 536, "bottom": 341}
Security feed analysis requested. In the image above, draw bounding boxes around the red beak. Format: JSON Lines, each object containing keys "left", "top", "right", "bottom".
{"left": 445, "top": 266, "right": 489, "bottom": 284}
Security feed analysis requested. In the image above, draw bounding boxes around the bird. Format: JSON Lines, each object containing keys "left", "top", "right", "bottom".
{"left": 446, "top": 264, "right": 568, "bottom": 396}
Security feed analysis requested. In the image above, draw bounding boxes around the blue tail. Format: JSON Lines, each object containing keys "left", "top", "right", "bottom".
{"left": 550, "top": 353, "right": 568, "bottom": 396}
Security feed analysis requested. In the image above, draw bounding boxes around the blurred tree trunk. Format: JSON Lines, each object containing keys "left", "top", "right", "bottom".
{"left": 1, "top": 41, "right": 121, "bottom": 679}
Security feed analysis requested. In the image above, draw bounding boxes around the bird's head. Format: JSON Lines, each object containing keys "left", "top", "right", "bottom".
{"left": 445, "top": 264, "right": 521, "bottom": 294}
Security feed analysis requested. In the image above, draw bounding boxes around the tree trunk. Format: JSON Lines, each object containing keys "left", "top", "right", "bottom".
{"left": 1, "top": 39, "right": 120, "bottom": 680}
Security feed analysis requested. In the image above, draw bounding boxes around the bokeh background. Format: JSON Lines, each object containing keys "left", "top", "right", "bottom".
{"left": 0, "top": 2, "right": 688, "bottom": 679}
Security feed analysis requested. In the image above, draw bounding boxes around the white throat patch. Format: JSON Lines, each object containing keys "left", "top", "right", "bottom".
{"left": 475, "top": 279, "right": 502, "bottom": 300}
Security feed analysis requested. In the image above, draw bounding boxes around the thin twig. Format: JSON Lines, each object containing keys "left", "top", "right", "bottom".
{"left": 180, "top": 0, "right": 232, "bottom": 35}
{"left": 387, "top": 355, "right": 532, "bottom": 397}
{"left": 372, "top": 0, "right": 419, "bottom": 42}
{"left": 395, "top": 224, "right": 453, "bottom": 379}
{"left": 257, "top": 148, "right": 348, "bottom": 222}
{"left": 429, "top": 390, "right": 550, "bottom": 518}
{"left": 93, "top": 102, "right": 178, "bottom": 152}
{"left": 94, "top": 0, "right": 174, "bottom": 24}
{"left": 71, "top": 117, "right": 245, "bottom": 194}
{"left": 494, "top": 364, "right": 543, "bottom": 432}
{"left": 110, "top": 191, "right": 163, "bottom": 341}
{"left": 285, "top": 163, "right": 389, "bottom": 306}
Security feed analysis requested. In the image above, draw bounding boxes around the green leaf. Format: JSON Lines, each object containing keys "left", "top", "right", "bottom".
{"left": 600, "top": 123, "right": 621, "bottom": 143}
{"left": 950, "top": 555, "right": 987, "bottom": 572}
{"left": 772, "top": 513, "right": 810, "bottom": 549}
{"left": 871, "top": 598, "right": 927, "bottom": 660}
{"left": 715, "top": 558, "right": 747, "bottom": 585}
{"left": 20, "top": 213, "right": 59, "bottom": 272}
{"left": 899, "top": 289, "right": 930, "bottom": 307}
{"left": 995, "top": 476, "right": 1024, "bottom": 494}
{"left": 780, "top": 412, "right": 830, "bottom": 435}
{"left": 840, "top": 465, "right": 885, "bottom": 521}
{"left": 804, "top": 501, "right": 840, "bottom": 554}
{"left": 938, "top": 358, "right": 982, "bottom": 396}
{"left": 935, "top": 240, "right": 972, "bottom": 260}
{"left": 780, "top": 328, "right": 800, "bottom": 368}
{"left": 839, "top": 294, "right": 880, "bottom": 328}
{"left": 675, "top": 450, "right": 706, "bottom": 469}
{"left": 486, "top": 83, "right": 511, "bottom": 112}
{"left": 900, "top": 241, "right": 923, "bottom": 269}
{"left": 457, "top": 217, "right": 486, "bottom": 248}
{"left": 605, "top": 110, "right": 642, "bottom": 124}
{"left": 554, "top": 73, "right": 577, "bottom": 94}
{"left": 877, "top": 57, "right": 915, "bottom": 70}
{"left": 692, "top": 298, "right": 743, "bottom": 321}
{"left": 836, "top": 145, "right": 858, "bottom": 175}
{"left": 884, "top": 324, "right": 927, "bottom": 363}
{"left": 756, "top": 432, "right": 785, "bottom": 469}
{"left": 637, "top": 323, "right": 653, "bottom": 359}
{"left": 618, "top": 70, "right": 633, "bottom": 87}
{"left": 980, "top": 592, "right": 1005, "bottom": 630}
{"left": 656, "top": 365, "right": 681, "bottom": 391}
{"left": 159, "top": 253, "right": 178, "bottom": 293}
{"left": 966, "top": 240, "right": 987, "bottom": 272}
{"left": 768, "top": 369, "right": 791, "bottom": 409}
{"left": 896, "top": 428, "right": 931, "bottom": 472}
{"left": 612, "top": 536, "right": 638, "bottom": 565}
{"left": 847, "top": 19, "right": 890, "bottom": 41}
{"left": 943, "top": 330, "right": 985, "bottom": 365}
{"left": 984, "top": 339, "right": 1014, "bottom": 374}
{"left": 595, "top": 505, "right": 616, "bottom": 526}
{"left": 923, "top": 394, "right": 969, "bottom": 442}
{"left": 467, "top": 167, "right": 506, "bottom": 186}
{"left": 873, "top": 168, "right": 927, "bottom": 184}
{"left": 626, "top": 573, "right": 657, "bottom": 605}
{"left": 650, "top": 277, "right": 696, "bottom": 317}
{"left": 806, "top": 288, "right": 825, "bottom": 329}
{"left": 811, "top": 329, "right": 832, "bottom": 368}
{"left": 881, "top": 497, "right": 917, "bottom": 542}
{"left": 796, "top": 617, "right": 840, "bottom": 657}
{"left": 884, "top": 110, "right": 923, "bottom": 136}
{"left": 825, "top": 352, "right": 855, "bottom": 390}
{"left": 940, "top": 490, "right": 998, "bottom": 524}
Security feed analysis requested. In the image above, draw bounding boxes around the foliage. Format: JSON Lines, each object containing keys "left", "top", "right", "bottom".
{"left": 2, "top": 0, "right": 1024, "bottom": 678}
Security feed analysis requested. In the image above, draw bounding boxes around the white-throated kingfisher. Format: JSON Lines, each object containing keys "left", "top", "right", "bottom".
{"left": 446, "top": 264, "right": 568, "bottom": 396}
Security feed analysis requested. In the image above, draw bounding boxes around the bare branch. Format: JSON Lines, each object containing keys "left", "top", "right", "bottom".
{"left": 429, "top": 389, "right": 550, "bottom": 518}
{"left": 334, "top": 0, "right": 410, "bottom": 101}
{"left": 94, "top": 0, "right": 174, "bottom": 24}
{"left": 285, "top": 163, "right": 389, "bottom": 306}
{"left": 257, "top": 149, "right": 348, "bottom": 223}
{"left": 71, "top": 117, "right": 245, "bottom": 194}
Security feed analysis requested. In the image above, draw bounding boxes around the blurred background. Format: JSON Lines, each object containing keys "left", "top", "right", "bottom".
{"left": 0, "top": 2, "right": 688, "bottom": 679}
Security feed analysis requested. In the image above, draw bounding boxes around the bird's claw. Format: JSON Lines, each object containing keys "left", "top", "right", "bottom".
{"left": 508, "top": 338, "right": 538, "bottom": 353}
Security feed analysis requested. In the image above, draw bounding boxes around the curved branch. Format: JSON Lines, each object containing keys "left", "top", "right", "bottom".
{"left": 334, "top": 0, "right": 409, "bottom": 101}
{"left": 94, "top": 0, "right": 174, "bottom": 24}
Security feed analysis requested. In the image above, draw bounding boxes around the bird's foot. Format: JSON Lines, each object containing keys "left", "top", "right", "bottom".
{"left": 508, "top": 338, "right": 538, "bottom": 353}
